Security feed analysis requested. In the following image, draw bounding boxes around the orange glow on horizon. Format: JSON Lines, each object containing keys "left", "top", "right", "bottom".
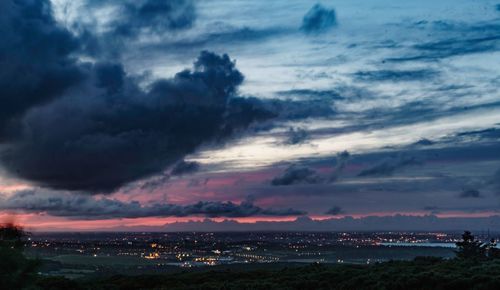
{"left": 2, "top": 210, "right": 500, "bottom": 232}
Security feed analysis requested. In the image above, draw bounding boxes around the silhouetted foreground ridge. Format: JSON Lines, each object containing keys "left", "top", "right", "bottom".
{"left": 3, "top": 226, "right": 500, "bottom": 290}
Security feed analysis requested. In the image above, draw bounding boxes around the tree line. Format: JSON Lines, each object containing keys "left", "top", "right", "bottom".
{"left": 3, "top": 224, "right": 500, "bottom": 289}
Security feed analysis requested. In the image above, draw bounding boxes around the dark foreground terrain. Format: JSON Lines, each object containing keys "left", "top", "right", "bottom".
{"left": 32, "top": 258, "right": 500, "bottom": 290}
{"left": 34, "top": 258, "right": 500, "bottom": 290}
{"left": 4, "top": 226, "right": 500, "bottom": 290}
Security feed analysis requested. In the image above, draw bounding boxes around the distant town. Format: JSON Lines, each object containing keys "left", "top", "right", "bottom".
{"left": 25, "top": 231, "right": 498, "bottom": 278}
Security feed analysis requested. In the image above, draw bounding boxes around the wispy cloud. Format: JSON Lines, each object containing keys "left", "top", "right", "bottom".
{"left": 459, "top": 189, "right": 482, "bottom": 198}
{"left": 358, "top": 155, "right": 423, "bottom": 177}
{"left": 353, "top": 69, "right": 439, "bottom": 82}
{"left": 325, "top": 206, "right": 343, "bottom": 215}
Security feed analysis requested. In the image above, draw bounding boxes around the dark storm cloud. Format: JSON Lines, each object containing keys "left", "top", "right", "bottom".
{"left": 0, "top": 51, "right": 272, "bottom": 192}
{"left": 94, "top": 62, "right": 126, "bottom": 94}
{"left": 0, "top": 190, "right": 306, "bottom": 219}
{"left": 0, "top": 0, "right": 350, "bottom": 193}
{"left": 171, "top": 161, "right": 200, "bottom": 176}
{"left": 0, "top": 2, "right": 270, "bottom": 191}
{"left": 353, "top": 69, "right": 439, "bottom": 82}
{"left": 358, "top": 155, "right": 423, "bottom": 177}
{"left": 0, "top": 0, "right": 84, "bottom": 137}
{"left": 271, "top": 165, "right": 322, "bottom": 186}
{"left": 325, "top": 206, "right": 343, "bottom": 215}
{"left": 301, "top": 4, "right": 337, "bottom": 33}
{"left": 224, "top": 97, "right": 277, "bottom": 130}
{"left": 459, "top": 189, "right": 482, "bottom": 198}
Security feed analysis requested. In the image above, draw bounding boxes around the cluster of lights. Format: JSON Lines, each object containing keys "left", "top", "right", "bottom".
{"left": 144, "top": 252, "right": 160, "bottom": 260}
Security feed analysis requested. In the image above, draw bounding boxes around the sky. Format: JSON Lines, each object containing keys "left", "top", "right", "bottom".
{"left": 0, "top": 0, "right": 499, "bottom": 231}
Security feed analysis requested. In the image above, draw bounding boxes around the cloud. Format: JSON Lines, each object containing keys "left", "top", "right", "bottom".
{"left": 0, "top": 49, "right": 272, "bottom": 192}
{"left": 109, "top": 0, "right": 195, "bottom": 37}
{"left": 456, "top": 128, "right": 500, "bottom": 141}
{"left": 187, "top": 178, "right": 210, "bottom": 188}
{"left": 353, "top": 69, "right": 439, "bottom": 82}
{"left": 301, "top": 4, "right": 337, "bottom": 33}
{"left": 0, "top": 0, "right": 348, "bottom": 193}
{"left": 161, "top": 215, "right": 500, "bottom": 232}
{"left": 271, "top": 165, "right": 322, "bottom": 186}
{"left": 358, "top": 155, "right": 423, "bottom": 177}
{"left": 271, "top": 151, "right": 349, "bottom": 186}
{"left": 277, "top": 89, "right": 344, "bottom": 100}
{"left": 0, "top": 0, "right": 84, "bottom": 136}
{"left": 459, "top": 189, "right": 482, "bottom": 198}
{"left": 423, "top": 206, "right": 440, "bottom": 213}
{"left": 325, "top": 206, "right": 343, "bottom": 215}
{"left": 261, "top": 98, "right": 336, "bottom": 120}
{"left": 412, "top": 138, "right": 435, "bottom": 146}
{"left": 78, "top": 0, "right": 196, "bottom": 55}
{"left": 0, "top": 190, "right": 306, "bottom": 219}
{"left": 334, "top": 150, "right": 350, "bottom": 171}
{"left": 146, "top": 27, "right": 289, "bottom": 54}
{"left": 386, "top": 21, "right": 500, "bottom": 62}
{"left": 224, "top": 97, "right": 277, "bottom": 130}
{"left": 284, "top": 128, "right": 308, "bottom": 145}
{"left": 171, "top": 161, "right": 200, "bottom": 176}
{"left": 77, "top": 2, "right": 293, "bottom": 59}
{"left": 137, "top": 173, "right": 171, "bottom": 192}
{"left": 490, "top": 169, "right": 500, "bottom": 194}
{"left": 328, "top": 150, "right": 350, "bottom": 182}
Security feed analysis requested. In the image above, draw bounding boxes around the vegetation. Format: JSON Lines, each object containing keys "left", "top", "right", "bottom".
{"left": 0, "top": 223, "right": 39, "bottom": 289}
{"left": 3, "top": 226, "right": 500, "bottom": 290}
{"left": 455, "top": 231, "right": 500, "bottom": 260}
{"left": 37, "top": 258, "right": 500, "bottom": 290}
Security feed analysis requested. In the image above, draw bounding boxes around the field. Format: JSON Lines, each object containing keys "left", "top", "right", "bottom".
{"left": 35, "top": 258, "right": 500, "bottom": 290}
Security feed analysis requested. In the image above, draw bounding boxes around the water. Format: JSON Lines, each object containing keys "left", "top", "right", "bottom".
{"left": 380, "top": 242, "right": 457, "bottom": 248}
{"left": 381, "top": 242, "right": 500, "bottom": 248}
